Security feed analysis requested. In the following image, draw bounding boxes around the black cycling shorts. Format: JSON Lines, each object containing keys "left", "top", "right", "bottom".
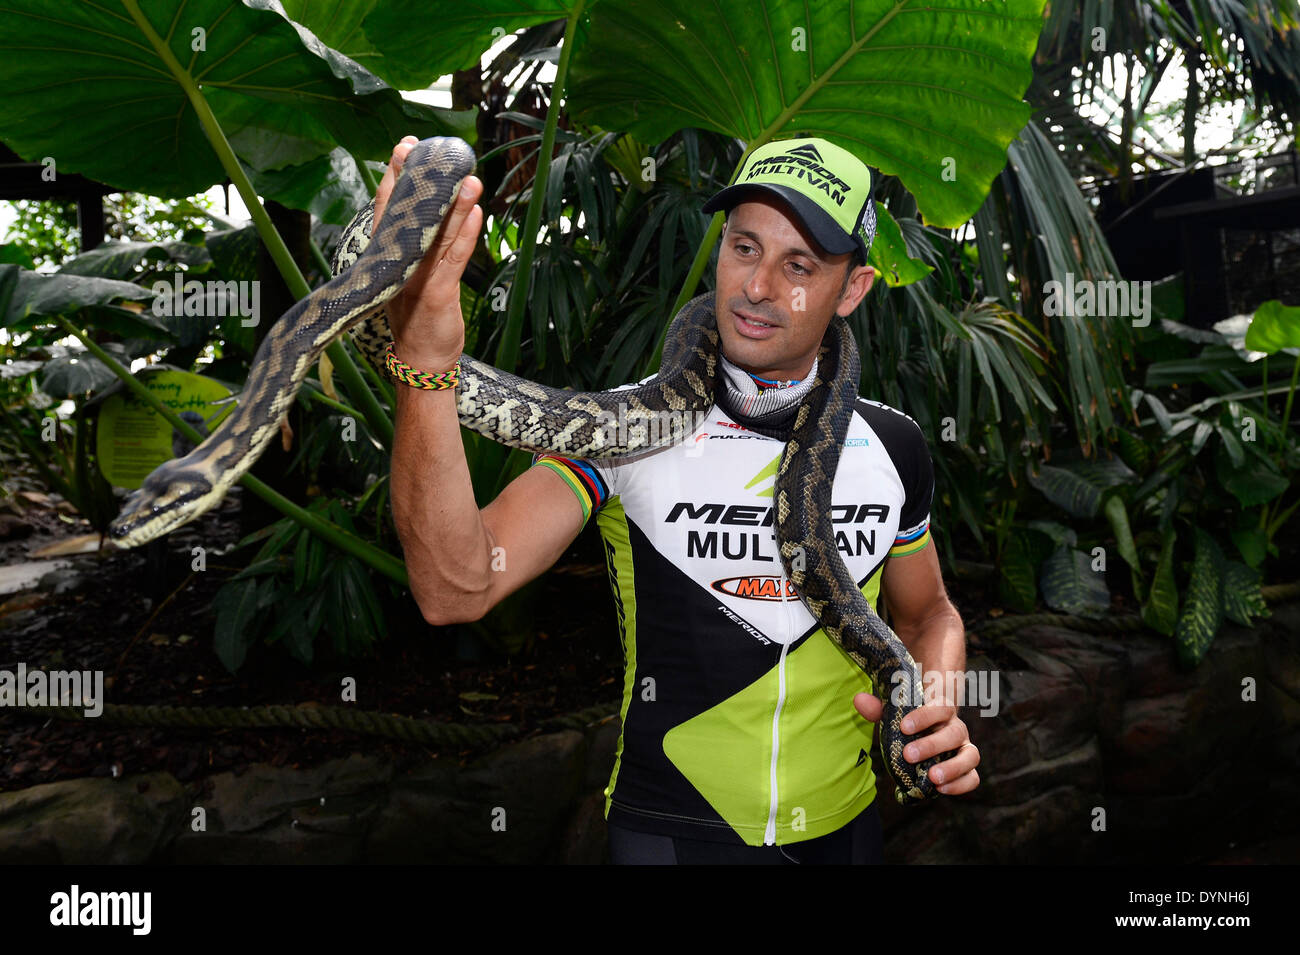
{"left": 606, "top": 803, "right": 883, "bottom": 865}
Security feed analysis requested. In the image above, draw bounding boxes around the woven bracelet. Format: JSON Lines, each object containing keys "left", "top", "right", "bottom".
{"left": 384, "top": 341, "right": 460, "bottom": 390}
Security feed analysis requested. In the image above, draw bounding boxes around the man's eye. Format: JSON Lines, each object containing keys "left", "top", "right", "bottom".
{"left": 790, "top": 263, "right": 809, "bottom": 275}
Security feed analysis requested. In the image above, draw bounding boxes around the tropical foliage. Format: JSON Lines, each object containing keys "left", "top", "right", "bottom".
{"left": 1, "top": 0, "right": 1297, "bottom": 670}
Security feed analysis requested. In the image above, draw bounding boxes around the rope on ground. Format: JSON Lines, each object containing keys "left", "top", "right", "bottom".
{"left": 974, "top": 613, "right": 1146, "bottom": 640}
{"left": 10, "top": 698, "right": 624, "bottom": 748}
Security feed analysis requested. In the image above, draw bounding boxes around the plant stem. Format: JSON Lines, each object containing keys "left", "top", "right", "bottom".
{"left": 55, "top": 315, "right": 408, "bottom": 586}
{"left": 123, "top": 0, "right": 392, "bottom": 448}
{"left": 1263, "top": 351, "right": 1300, "bottom": 534}
{"left": 307, "top": 237, "right": 398, "bottom": 412}
{"left": 646, "top": 212, "right": 726, "bottom": 375}
{"left": 350, "top": 152, "right": 380, "bottom": 195}
{"left": 1279, "top": 351, "right": 1300, "bottom": 443}
{"left": 494, "top": 0, "right": 587, "bottom": 372}
{"left": 297, "top": 385, "right": 365, "bottom": 420}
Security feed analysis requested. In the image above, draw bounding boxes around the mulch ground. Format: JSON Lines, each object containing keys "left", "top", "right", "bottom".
{"left": 0, "top": 488, "right": 628, "bottom": 792}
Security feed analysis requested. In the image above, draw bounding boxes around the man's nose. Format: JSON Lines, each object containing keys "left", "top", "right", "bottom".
{"left": 743, "top": 257, "right": 779, "bottom": 301}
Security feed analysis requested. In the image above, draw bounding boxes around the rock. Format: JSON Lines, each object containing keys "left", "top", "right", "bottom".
{"left": 0, "top": 772, "right": 185, "bottom": 864}
{"left": 996, "top": 667, "right": 1095, "bottom": 760}
{"left": 366, "top": 730, "right": 586, "bottom": 864}
{"left": 169, "top": 754, "right": 391, "bottom": 864}
{"left": 558, "top": 790, "right": 609, "bottom": 864}
{"left": 583, "top": 717, "right": 620, "bottom": 792}
{"left": 963, "top": 784, "right": 1105, "bottom": 864}
{"left": 973, "top": 738, "right": 1103, "bottom": 807}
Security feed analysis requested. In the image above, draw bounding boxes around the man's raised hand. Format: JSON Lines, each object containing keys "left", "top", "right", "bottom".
{"left": 373, "top": 136, "right": 484, "bottom": 375}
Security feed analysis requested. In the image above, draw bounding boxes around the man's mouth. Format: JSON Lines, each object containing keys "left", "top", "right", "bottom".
{"left": 734, "top": 310, "right": 781, "bottom": 337}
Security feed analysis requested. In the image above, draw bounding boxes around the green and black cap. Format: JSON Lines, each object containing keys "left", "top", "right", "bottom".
{"left": 703, "top": 137, "right": 876, "bottom": 266}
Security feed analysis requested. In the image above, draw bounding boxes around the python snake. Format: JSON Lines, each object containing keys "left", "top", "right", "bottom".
{"left": 107, "top": 136, "right": 957, "bottom": 806}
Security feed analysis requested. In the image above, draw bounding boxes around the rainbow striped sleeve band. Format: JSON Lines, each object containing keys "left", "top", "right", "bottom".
{"left": 889, "top": 519, "right": 932, "bottom": 558}
{"left": 531, "top": 453, "right": 610, "bottom": 525}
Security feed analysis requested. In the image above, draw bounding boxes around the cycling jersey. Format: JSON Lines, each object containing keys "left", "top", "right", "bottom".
{"left": 532, "top": 361, "right": 934, "bottom": 847}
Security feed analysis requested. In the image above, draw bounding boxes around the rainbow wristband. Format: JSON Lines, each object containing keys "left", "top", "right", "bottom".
{"left": 384, "top": 341, "right": 460, "bottom": 390}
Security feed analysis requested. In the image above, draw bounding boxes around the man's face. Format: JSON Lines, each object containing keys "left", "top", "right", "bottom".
{"left": 714, "top": 194, "right": 874, "bottom": 381}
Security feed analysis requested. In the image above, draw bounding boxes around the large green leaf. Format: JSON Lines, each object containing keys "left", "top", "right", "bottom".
{"left": 0, "top": 264, "right": 165, "bottom": 337}
{"left": 1215, "top": 451, "right": 1290, "bottom": 507}
{"left": 1175, "top": 528, "right": 1225, "bottom": 668}
{"left": 567, "top": 0, "right": 1048, "bottom": 228}
{"left": 60, "top": 241, "right": 211, "bottom": 279}
{"left": 1040, "top": 545, "right": 1109, "bottom": 617}
{"left": 0, "top": 0, "right": 471, "bottom": 199}
{"left": 213, "top": 574, "right": 276, "bottom": 674}
{"left": 359, "top": 0, "right": 590, "bottom": 89}
{"left": 41, "top": 343, "right": 132, "bottom": 397}
{"left": 245, "top": 148, "right": 383, "bottom": 227}
{"left": 867, "top": 202, "right": 933, "bottom": 287}
{"left": 1243, "top": 299, "right": 1300, "bottom": 355}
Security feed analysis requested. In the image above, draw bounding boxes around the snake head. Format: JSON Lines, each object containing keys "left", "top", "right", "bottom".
{"left": 108, "top": 460, "right": 215, "bottom": 549}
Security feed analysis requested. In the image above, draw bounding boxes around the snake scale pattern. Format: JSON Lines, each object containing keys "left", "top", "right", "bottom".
{"left": 107, "top": 136, "right": 956, "bottom": 806}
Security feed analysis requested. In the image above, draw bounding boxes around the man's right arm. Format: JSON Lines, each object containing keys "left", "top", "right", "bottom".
{"left": 391, "top": 385, "right": 586, "bottom": 624}
{"left": 379, "top": 137, "right": 585, "bottom": 625}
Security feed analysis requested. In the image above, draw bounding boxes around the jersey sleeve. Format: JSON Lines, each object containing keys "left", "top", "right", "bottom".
{"left": 887, "top": 419, "right": 934, "bottom": 558}
{"left": 530, "top": 453, "right": 616, "bottom": 527}
{"left": 527, "top": 372, "right": 657, "bottom": 526}
{"left": 856, "top": 398, "right": 935, "bottom": 558}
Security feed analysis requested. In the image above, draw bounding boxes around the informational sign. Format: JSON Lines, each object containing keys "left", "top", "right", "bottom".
{"left": 95, "top": 370, "right": 235, "bottom": 489}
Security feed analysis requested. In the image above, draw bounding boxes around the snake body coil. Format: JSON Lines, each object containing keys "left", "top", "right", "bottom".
{"left": 108, "top": 136, "right": 956, "bottom": 806}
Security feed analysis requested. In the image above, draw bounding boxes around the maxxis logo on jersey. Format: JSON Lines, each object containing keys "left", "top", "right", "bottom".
{"left": 711, "top": 575, "right": 801, "bottom": 602}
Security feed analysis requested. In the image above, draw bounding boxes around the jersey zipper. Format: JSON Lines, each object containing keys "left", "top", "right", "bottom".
{"left": 764, "top": 567, "right": 796, "bottom": 845}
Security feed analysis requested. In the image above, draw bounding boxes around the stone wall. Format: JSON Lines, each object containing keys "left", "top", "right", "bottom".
{"left": 1, "top": 605, "right": 1296, "bottom": 864}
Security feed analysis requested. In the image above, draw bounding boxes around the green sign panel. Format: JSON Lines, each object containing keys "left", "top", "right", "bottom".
{"left": 96, "top": 370, "right": 235, "bottom": 489}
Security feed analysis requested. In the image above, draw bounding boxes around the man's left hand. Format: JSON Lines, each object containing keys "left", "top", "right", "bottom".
{"left": 853, "top": 693, "right": 981, "bottom": 795}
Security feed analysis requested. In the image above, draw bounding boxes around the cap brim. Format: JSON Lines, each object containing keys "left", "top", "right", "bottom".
{"left": 703, "top": 183, "right": 858, "bottom": 257}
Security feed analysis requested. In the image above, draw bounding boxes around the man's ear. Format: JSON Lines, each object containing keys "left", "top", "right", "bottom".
{"left": 836, "top": 264, "right": 876, "bottom": 317}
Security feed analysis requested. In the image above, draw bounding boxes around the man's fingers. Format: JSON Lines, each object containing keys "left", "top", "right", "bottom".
{"left": 899, "top": 702, "right": 953, "bottom": 736}
{"left": 853, "top": 692, "right": 883, "bottom": 723}
{"left": 428, "top": 176, "right": 483, "bottom": 262}
{"left": 416, "top": 177, "right": 483, "bottom": 291}
{"left": 902, "top": 717, "right": 966, "bottom": 764}
{"left": 931, "top": 744, "right": 980, "bottom": 793}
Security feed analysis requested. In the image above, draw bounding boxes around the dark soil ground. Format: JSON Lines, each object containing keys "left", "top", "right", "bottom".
{"left": 0, "top": 487, "right": 632, "bottom": 792}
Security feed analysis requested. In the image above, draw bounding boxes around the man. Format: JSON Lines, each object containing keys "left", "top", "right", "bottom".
{"left": 382, "top": 134, "right": 980, "bottom": 864}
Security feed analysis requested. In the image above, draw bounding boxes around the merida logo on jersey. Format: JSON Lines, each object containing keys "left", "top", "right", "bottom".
{"left": 665, "top": 502, "right": 890, "bottom": 525}
{"left": 666, "top": 502, "right": 892, "bottom": 561}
